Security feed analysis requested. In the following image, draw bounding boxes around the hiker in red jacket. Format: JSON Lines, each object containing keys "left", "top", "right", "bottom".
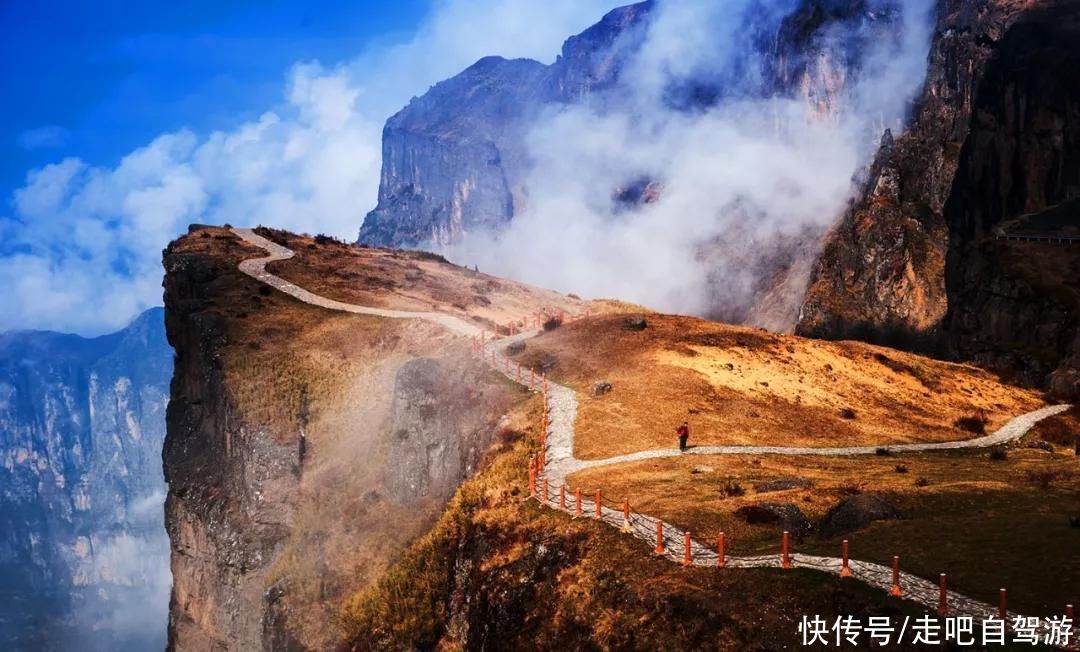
{"left": 676, "top": 422, "right": 689, "bottom": 451}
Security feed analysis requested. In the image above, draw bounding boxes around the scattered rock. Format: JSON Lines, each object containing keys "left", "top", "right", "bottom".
{"left": 622, "top": 316, "right": 648, "bottom": 331}
{"left": 734, "top": 502, "right": 812, "bottom": 538}
{"left": 721, "top": 481, "right": 745, "bottom": 497}
{"left": 839, "top": 408, "right": 857, "bottom": 420}
{"left": 505, "top": 340, "right": 526, "bottom": 355}
{"left": 753, "top": 477, "right": 811, "bottom": 493}
{"left": 818, "top": 493, "right": 900, "bottom": 538}
{"left": 691, "top": 465, "right": 715, "bottom": 474}
{"left": 1027, "top": 440, "right": 1054, "bottom": 453}
{"left": 591, "top": 381, "right": 612, "bottom": 396}
{"left": 536, "top": 354, "right": 558, "bottom": 373}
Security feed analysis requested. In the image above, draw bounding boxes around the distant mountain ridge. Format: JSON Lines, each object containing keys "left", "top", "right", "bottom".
{"left": 358, "top": 1, "right": 656, "bottom": 248}
{"left": 358, "top": 0, "right": 908, "bottom": 250}
{"left": 0, "top": 307, "right": 172, "bottom": 651}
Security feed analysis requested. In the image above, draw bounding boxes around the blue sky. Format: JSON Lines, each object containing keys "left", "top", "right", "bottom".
{"left": 0, "top": 0, "right": 426, "bottom": 200}
{"left": 0, "top": 0, "right": 614, "bottom": 335}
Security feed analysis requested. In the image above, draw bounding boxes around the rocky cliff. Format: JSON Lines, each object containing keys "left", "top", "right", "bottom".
{"left": 0, "top": 308, "right": 172, "bottom": 651}
{"left": 798, "top": 0, "right": 1080, "bottom": 394}
{"left": 357, "top": 0, "right": 907, "bottom": 252}
{"left": 357, "top": 2, "right": 654, "bottom": 248}
{"left": 162, "top": 227, "right": 522, "bottom": 650}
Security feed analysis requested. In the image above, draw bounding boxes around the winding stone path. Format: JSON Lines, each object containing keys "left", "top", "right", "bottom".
{"left": 232, "top": 227, "right": 1075, "bottom": 647}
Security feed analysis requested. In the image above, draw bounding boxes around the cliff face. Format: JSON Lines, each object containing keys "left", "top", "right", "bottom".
{"left": 0, "top": 308, "right": 172, "bottom": 651}
{"left": 162, "top": 227, "right": 519, "bottom": 650}
{"left": 358, "top": 2, "right": 653, "bottom": 248}
{"left": 358, "top": 1, "right": 923, "bottom": 331}
{"left": 358, "top": 0, "right": 902, "bottom": 251}
{"left": 798, "top": 0, "right": 1080, "bottom": 393}
{"left": 162, "top": 244, "right": 293, "bottom": 651}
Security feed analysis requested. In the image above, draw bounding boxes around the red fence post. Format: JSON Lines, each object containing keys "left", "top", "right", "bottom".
{"left": 781, "top": 531, "right": 791, "bottom": 569}
{"left": 889, "top": 556, "right": 901, "bottom": 596}
{"left": 655, "top": 520, "right": 665, "bottom": 554}
{"left": 595, "top": 490, "right": 602, "bottom": 519}
{"left": 717, "top": 532, "right": 726, "bottom": 568}
{"left": 840, "top": 540, "right": 853, "bottom": 578}
{"left": 559, "top": 485, "right": 566, "bottom": 511}
{"left": 998, "top": 588, "right": 1007, "bottom": 621}
{"left": 575, "top": 488, "right": 583, "bottom": 517}
{"left": 490, "top": 349, "right": 496, "bottom": 367}
{"left": 937, "top": 574, "right": 948, "bottom": 616}
{"left": 516, "top": 362, "right": 522, "bottom": 384}
{"left": 683, "top": 532, "right": 692, "bottom": 567}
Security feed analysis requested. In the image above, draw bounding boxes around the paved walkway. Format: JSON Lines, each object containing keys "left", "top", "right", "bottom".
{"left": 232, "top": 227, "right": 1074, "bottom": 646}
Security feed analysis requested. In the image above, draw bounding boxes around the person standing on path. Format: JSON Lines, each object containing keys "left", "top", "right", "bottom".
{"left": 676, "top": 422, "right": 690, "bottom": 451}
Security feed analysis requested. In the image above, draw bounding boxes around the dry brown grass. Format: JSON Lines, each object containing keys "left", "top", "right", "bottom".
{"left": 339, "top": 398, "right": 927, "bottom": 651}
{"left": 170, "top": 225, "right": 532, "bottom": 647}
{"left": 1029, "top": 405, "right": 1080, "bottom": 447}
{"left": 254, "top": 227, "right": 631, "bottom": 333}
{"left": 568, "top": 448, "right": 1079, "bottom": 614}
{"left": 519, "top": 313, "right": 1044, "bottom": 458}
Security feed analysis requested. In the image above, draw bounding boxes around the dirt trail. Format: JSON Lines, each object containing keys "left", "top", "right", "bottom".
{"left": 232, "top": 227, "right": 1073, "bottom": 645}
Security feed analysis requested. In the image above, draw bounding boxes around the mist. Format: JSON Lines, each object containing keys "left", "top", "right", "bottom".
{"left": 452, "top": 0, "right": 935, "bottom": 328}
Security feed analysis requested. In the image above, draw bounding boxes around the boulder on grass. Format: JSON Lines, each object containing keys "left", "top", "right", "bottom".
{"left": 505, "top": 340, "right": 526, "bottom": 355}
{"left": 753, "top": 477, "right": 812, "bottom": 493}
{"left": 734, "top": 502, "right": 812, "bottom": 538}
{"left": 591, "top": 381, "right": 612, "bottom": 396}
{"left": 622, "top": 316, "right": 648, "bottom": 331}
{"left": 818, "top": 493, "right": 900, "bottom": 538}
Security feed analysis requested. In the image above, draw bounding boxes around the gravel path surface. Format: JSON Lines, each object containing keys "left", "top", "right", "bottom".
{"left": 233, "top": 227, "right": 1074, "bottom": 646}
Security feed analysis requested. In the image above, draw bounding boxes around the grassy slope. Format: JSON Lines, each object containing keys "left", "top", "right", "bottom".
{"left": 518, "top": 314, "right": 1043, "bottom": 458}
{"left": 184, "top": 226, "right": 1072, "bottom": 647}
{"left": 339, "top": 404, "right": 940, "bottom": 651}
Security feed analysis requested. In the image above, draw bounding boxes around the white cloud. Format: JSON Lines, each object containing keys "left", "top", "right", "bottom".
{"left": 2, "top": 0, "right": 615, "bottom": 335}
{"left": 453, "top": 0, "right": 935, "bottom": 328}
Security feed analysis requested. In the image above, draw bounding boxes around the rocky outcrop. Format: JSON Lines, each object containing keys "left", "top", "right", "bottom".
{"left": 0, "top": 308, "right": 172, "bottom": 651}
{"left": 163, "top": 245, "right": 298, "bottom": 651}
{"left": 799, "top": 1, "right": 1080, "bottom": 389}
{"left": 358, "top": 0, "right": 908, "bottom": 256}
{"left": 385, "top": 358, "right": 494, "bottom": 505}
{"left": 162, "top": 228, "right": 517, "bottom": 650}
{"left": 358, "top": 3, "right": 654, "bottom": 248}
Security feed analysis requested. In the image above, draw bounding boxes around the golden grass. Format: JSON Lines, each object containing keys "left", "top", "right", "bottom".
{"left": 338, "top": 399, "right": 928, "bottom": 651}
{"left": 518, "top": 313, "right": 1044, "bottom": 458}
{"left": 568, "top": 447, "right": 1079, "bottom": 614}
{"left": 170, "top": 225, "right": 534, "bottom": 647}
{"left": 253, "top": 227, "right": 624, "bottom": 333}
